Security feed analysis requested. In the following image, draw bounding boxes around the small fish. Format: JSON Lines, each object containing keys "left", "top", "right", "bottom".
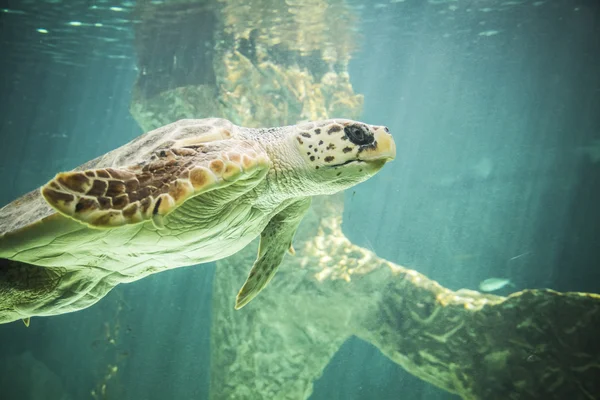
{"left": 479, "top": 277, "right": 513, "bottom": 292}
{"left": 507, "top": 251, "right": 530, "bottom": 262}
{"left": 1, "top": 8, "right": 27, "bottom": 15}
{"left": 478, "top": 30, "right": 500, "bottom": 37}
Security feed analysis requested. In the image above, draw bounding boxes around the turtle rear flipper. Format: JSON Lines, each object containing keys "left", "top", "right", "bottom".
{"left": 41, "top": 142, "right": 269, "bottom": 228}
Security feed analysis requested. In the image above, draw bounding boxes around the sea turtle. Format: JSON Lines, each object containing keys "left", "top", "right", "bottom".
{"left": 0, "top": 118, "right": 395, "bottom": 324}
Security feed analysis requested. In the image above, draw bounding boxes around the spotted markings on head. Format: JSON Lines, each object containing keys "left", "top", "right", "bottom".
{"left": 293, "top": 119, "right": 390, "bottom": 171}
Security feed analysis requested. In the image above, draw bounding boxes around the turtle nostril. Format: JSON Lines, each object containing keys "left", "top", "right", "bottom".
{"left": 344, "top": 125, "right": 374, "bottom": 146}
{"left": 384, "top": 126, "right": 389, "bottom": 133}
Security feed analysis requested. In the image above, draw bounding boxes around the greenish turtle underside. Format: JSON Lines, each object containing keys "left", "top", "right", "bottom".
{"left": 0, "top": 118, "right": 395, "bottom": 325}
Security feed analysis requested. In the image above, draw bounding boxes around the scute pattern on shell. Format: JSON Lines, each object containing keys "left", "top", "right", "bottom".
{"left": 0, "top": 118, "right": 237, "bottom": 234}
{"left": 41, "top": 142, "right": 267, "bottom": 228}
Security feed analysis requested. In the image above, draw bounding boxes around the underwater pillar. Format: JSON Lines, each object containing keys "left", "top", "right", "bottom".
{"left": 130, "top": 0, "right": 363, "bottom": 131}
{"left": 130, "top": 1, "right": 364, "bottom": 398}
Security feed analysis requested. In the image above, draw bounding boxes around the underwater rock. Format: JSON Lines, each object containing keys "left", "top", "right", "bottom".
{"left": 130, "top": 0, "right": 363, "bottom": 132}
{"left": 128, "top": 1, "right": 600, "bottom": 399}
{"left": 210, "top": 194, "right": 600, "bottom": 400}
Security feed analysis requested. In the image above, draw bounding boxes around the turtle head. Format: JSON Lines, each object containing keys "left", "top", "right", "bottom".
{"left": 292, "top": 119, "right": 396, "bottom": 194}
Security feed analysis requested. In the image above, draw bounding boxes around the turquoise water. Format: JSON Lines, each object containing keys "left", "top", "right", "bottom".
{"left": 1, "top": 0, "right": 599, "bottom": 399}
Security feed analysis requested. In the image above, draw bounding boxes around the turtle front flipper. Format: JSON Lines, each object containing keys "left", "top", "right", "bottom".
{"left": 41, "top": 142, "right": 270, "bottom": 228}
{"left": 235, "top": 197, "right": 312, "bottom": 309}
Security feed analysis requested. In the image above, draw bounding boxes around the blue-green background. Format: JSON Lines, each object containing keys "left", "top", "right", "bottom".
{"left": 1, "top": 0, "right": 599, "bottom": 399}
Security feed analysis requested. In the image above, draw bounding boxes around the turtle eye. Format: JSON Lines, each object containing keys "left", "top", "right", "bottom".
{"left": 344, "top": 125, "right": 374, "bottom": 146}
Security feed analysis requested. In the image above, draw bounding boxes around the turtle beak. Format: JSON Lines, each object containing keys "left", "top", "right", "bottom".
{"left": 358, "top": 127, "right": 396, "bottom": 163}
